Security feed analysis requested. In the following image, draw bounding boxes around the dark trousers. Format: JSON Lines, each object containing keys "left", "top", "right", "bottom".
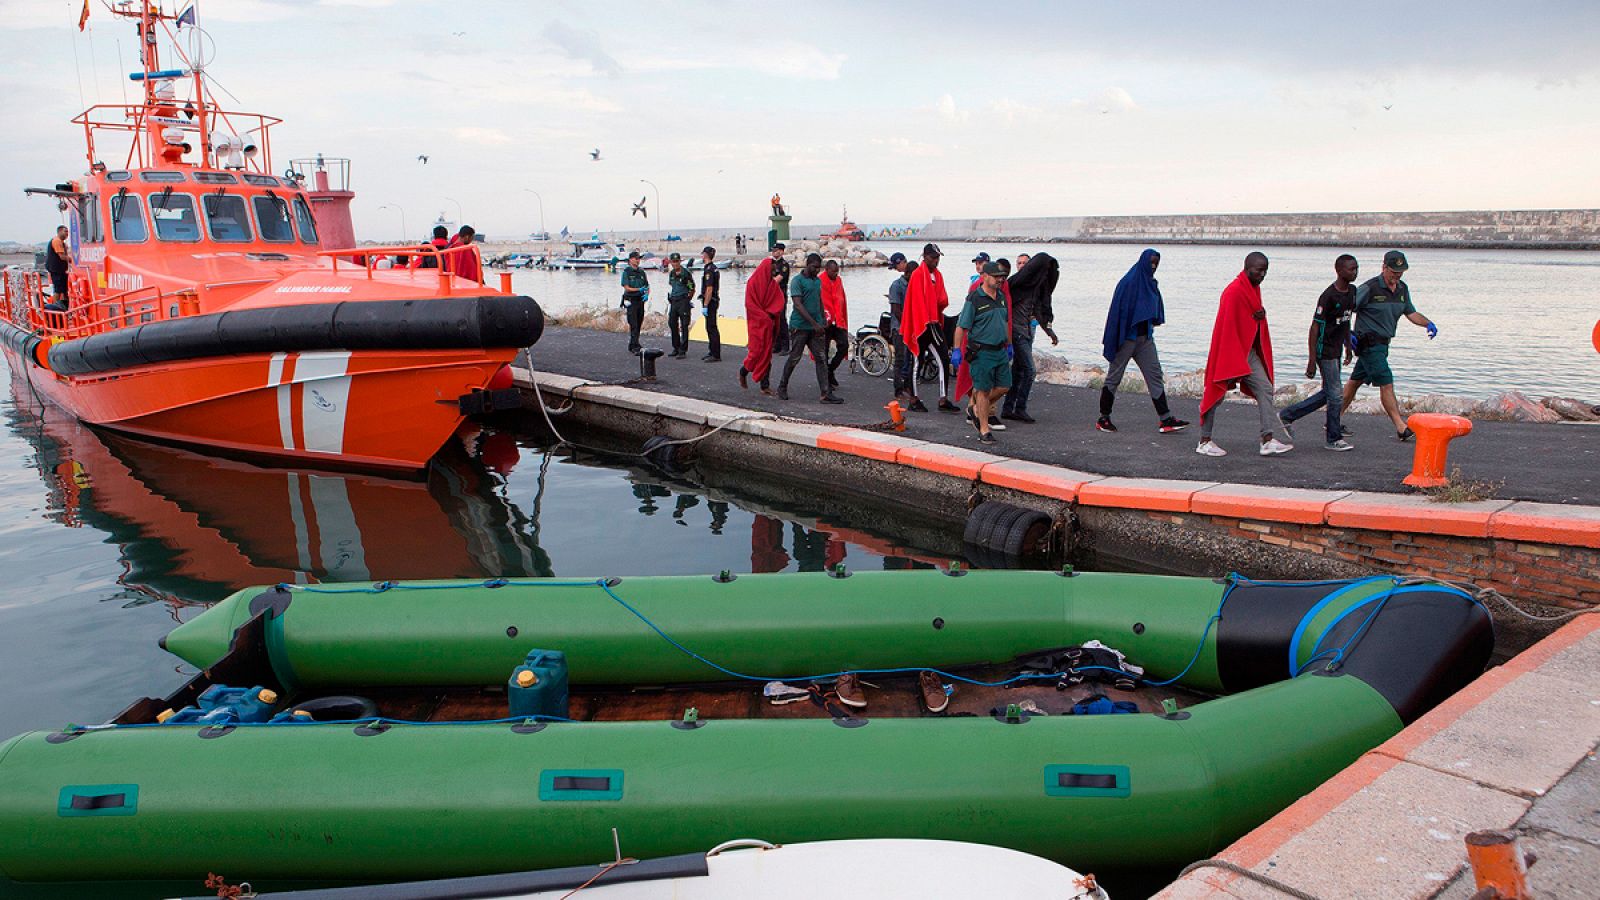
{"left": 779, "top": 327, "right": 829, "bottom": 396}
{"left": 774, "top": 303, "right": 790, "bottom": 354}
{"left": 704, "top": 298, "right": 721, "bottom": 358}
{"left": 623, "top": 297, "right": 645, "bottom": 352}
{"left": 825, "top": 324, "right": 848, "bottom": 388}
{"left": 1280, "top": 357, "right": 1345, "bottom": 444}
{"left": 667, "top": 297, "right": 692, "bottom": 355}
{"left": 1003, "top": 328, "right": 1036, "bottom": 414}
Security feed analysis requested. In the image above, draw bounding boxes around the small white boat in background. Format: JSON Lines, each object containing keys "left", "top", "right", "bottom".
{"left": 544, "top": 238, "right": 618, "bottom": 270}
{"left": 223, "top": 839, "right": 1109, "bottom": 899}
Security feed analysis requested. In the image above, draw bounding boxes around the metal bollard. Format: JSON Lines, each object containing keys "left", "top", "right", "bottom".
{"left": 1402, "top": 412, "right": 1473, "bottom": 489}
{"left": 639, "top": 348, "right": 665, "bottom": 381}
{"left": 1464, "top": 829, "right": 1533, "bottom": 900}
{"left": 499, "top": 272, "right": 513, "bottom": 294}
{"left": 884, "top": 400, "right": 906, "bottom": 432}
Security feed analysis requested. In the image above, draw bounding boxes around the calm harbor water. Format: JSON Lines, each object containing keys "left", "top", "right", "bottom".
{"left": 0, "top": 351, "right": 1007, "bottom": 742}
{"left": 510, "top": 241, "right": 1600, "bottom": 402}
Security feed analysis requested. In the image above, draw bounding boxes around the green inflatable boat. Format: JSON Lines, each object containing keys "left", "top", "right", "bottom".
{"left": 0, "top": 570, "right": 1491, "bottom": 896}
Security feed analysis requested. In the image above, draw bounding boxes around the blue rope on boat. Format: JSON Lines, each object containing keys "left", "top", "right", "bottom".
{"left": 92, "top": 714, "right": 578, "bottom": 732}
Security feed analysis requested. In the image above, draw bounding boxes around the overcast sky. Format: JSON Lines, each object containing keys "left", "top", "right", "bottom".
{"left": 2, "top": 0, "right": 1599, "bottom": 241}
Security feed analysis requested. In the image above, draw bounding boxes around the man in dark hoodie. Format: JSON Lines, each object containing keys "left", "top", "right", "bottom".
{"left": 1001, "top": 252, "right": 1059, "bottom": 423}
{"left": 1098, "top": 248, "right": 1189, "bottom": 434}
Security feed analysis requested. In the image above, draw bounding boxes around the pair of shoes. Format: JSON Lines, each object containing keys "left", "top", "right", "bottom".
{"left": 937, "top": 399, "right": 959, "bottom": 413}
{"left": 835, "top": 673, "right": 867, "bottom": 709}
{"left": 919, "top": 671, "right": 948, "bottom": 713}
{"left": 820, "top": 394, "right": 844, "bottom": 404}
{"left": 1397, "top": 427, "right": 1415, "bottom": 442}
{"left": 738, "top": 367, "right": 749, "bottom": 389}
{"left": 1096, "top": 416, "right": 1117, "bottom": 433}
{"left": 1001, "top": 410, "right": 1035, "bottom": 423}
{"left": 1260, "top": 437, "right": 1294, "bottom": 456}
{"left": 702, "top": 355, "right": 720, "bottom": 362}
{"left": 1340, "top": 424, "right": 1353, "bottom": 437}
{"left": 988, "top": 414, "right": 1006, "bottom": 431}
{"left": 978, "top": 431, "right": 997, "bottom": 445}
{"left": 965, "top": 407, "right": 983, "bottom": 433}
{"left": 1195, "top": 440, "right": 1227, "bottom": 457}
{"left": 908, "top": 398, "right": 928, "bottom": 413}
{"left": 1158, "top": 417, "right": 1189, "bottom": 433}
{"left": 1278, "top": 414, "right": 1295, "bottom": 440}
{"left": 760, "top": 387, "right": 774, "bottom": 396}
{"left": 777, "top": 387, "right": 790, "bottom": 401}
{"left": 1324, "top": 439, "right": 1355, "bottom": 451}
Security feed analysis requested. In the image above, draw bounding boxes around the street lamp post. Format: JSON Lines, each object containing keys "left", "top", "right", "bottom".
{"left": 523, "top": 189, "right": 546, "bottom": 243}
{"left": 639, "top": 178, "right": 661, "bottom": 247}
{"left": 378, "top": 204, "right": 407, "bottom": 241}
{"left": 443, "top": 196, "right": 465, "bottom": 228}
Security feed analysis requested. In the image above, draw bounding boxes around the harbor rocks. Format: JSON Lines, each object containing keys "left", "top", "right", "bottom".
{"left": 1542, "top": 396, "right": 1600, "bottom": 422}
{"left": 1476, "top": 390, "right": 1562, "bottom": 423}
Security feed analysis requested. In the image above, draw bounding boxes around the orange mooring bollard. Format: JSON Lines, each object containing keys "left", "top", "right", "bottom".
{"left": 885, "top": 400, "right": 906, "bottom": 432}
{"left": 1591, "top": 318, "right": 1600, "bottom": 354}
{"left": 499, "top": 271, "right": 514, "bottom": 294}
{"left": 1465, "top": 829, "right": 1533, "bottom": 900}
{"left": 1403, "top": 412, "right": 1473, "bottom": 489}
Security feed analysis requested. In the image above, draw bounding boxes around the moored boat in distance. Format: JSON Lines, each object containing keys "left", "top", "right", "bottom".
{"left": 0, "top": 3, "right": 542, "bottom": 472}
{"left": 824, "top": 206, "right": 866, "bottom": 242}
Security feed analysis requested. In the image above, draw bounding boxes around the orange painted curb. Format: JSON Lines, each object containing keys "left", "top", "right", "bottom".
{"left": 979, "top": 461, "right": 1097, "bottom": 502}
{"left": 1220, "top": 752, "right": 1401, "bottom": 869}
{"left": 1191, "top": 485, "right": 1349, "bottom": 525}
{"left": 815, "top": 430, "right": 920, "bottom": 463}
{"left": 896, "top": 445, "right": 1000, "bottom": 480}
{"left": 1488, "top": 502, "right": 1600, "bottom": 550}
{"left": 1078, "top": 477, "right": 1218, "bottom": 513}
{"left": 1324, "top": 494, "right": 1513, "bottom": 538}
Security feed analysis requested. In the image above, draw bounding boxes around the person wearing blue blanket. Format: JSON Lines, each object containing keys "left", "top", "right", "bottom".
{"left": 1098, "top": 248, "right": 1189, "bottom": 434}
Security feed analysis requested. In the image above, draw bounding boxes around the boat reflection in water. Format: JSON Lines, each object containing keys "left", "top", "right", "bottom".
{"left": 9, "top": 377, "right": 551, "bottom": 612}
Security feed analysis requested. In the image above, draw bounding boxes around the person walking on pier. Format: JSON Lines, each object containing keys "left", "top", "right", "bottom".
{"left": 953, "top": 261, "right": 1013, "bottom": 445}
{"left": 739, "top": 256, "right": 784, "bottom": 393}
{"left": 900, "top": 243, "right": 958, "bottom": 413}
{"left": 43, "top": 225, "right": 71, "bottom": 311}
{"left": 821, "top": 259, "right": 850, "bottom": 391}
{"left": 1278, "top": 254, "right": 1358, "bottom": 451}
{"left": 885, "top": 253, "right": 922, "bottom": 408}
{"left": 620, "top": 250, "right": 651, "bottom": 355}
{"left": 665, "top": 252, "right": 695, "bottom": 359}
{"left": 970, "top": 251, "right": 991, "bottom": 285}
{"left": 1197, "top": 252, "right": 1292, "bottom": 457}
{"left": 1001, "top": 252, "right": 1059, "bottom": 424}
{"left": 1341, "top": 250, "right": 1437, "bottom": 442}
{"left": 770, "top": 243, "right": 792, "bottom": 355}
{"left": 1099, "top": 249, "right": 1188, "bottom": 434}
{"left": 699, "top": 246, "right": 721, "bottom": 362}
{"left": 778, "top": 253, "right": 841, "bottom": 403}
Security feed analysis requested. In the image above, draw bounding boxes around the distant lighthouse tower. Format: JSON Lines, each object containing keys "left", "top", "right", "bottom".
{"left": 292, "top": 153, "right": 357, "bottom": 250}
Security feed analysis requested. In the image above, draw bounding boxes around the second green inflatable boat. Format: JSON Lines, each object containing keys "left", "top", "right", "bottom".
{"left": 0, "top": 569, "right": 1492, "bottom": 896}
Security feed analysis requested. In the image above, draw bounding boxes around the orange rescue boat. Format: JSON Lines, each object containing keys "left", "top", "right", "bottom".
{"left": 0, "top": 3, "right": 542, "bottom": 472}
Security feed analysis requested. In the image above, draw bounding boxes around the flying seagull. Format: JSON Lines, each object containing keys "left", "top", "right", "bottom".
{"left": 1382, "top": 103, "right": 1393, "bottom": 111}
{"left": 451, "top": 31, "right": 466, "bottom": 37}
{"left": 631, "top": 196, "right": 648, "bottom": 218}
{"left": 417, "top": 154, "right": 429, "bottom": 164}
{"left": 590, "top": 148, "right": 602, "bottom": 161}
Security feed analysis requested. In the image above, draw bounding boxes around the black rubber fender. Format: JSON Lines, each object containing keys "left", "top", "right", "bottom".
{"left": 997, "top": 509, "right": 1051, "bottom": 557}
{"left": 962, "top": 501, "right": 1004, "bottom": 546}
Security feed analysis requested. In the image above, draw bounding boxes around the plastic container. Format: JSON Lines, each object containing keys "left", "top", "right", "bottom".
{"left": 507, "top": 650, "right": 569, "bottom": 720}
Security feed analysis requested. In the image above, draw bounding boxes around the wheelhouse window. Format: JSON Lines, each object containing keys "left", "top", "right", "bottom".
{"left": 243, "top": 174, "right": 280, "bottom": 187}
{"left": 253, "top": 194, "right": 295, "bottom": 243}
{"left": 106, "top": 171, "right": 132, "bottom": 182}
{"left": 77, "top": 193, "right": 104, "bottom": 243}
{"left": 204, "top": 194, "right": 253, "bottom": 242}
{"left": 150, "top": 192, "right": 201, "bottom": 242}
{"left": 194, "top": 171, "right": 239, "bottom": 185}
{"left": 110, "top": 192, "right": 148, "bottom": 242}
{"left": 140, "top": 171, "right": 186, "bottom": 183}
{"left": 292, "top": 195, "right": 319, "bottom": 245}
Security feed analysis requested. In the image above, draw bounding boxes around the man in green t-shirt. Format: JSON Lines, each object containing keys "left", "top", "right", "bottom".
{"left": 665, "top": 252, "right": 695, "bottom": 359}
{"left": 953, "top": 262, "right": 1013, "bottom": 444}
{"left": 1341, "top": 250, "right": 1437, "bottom": 441}
{"left": 619, "top": 251, "right": 651, "bottom": 355}
{"left": 777, "top": 253, "right": 841, "bottom": 403}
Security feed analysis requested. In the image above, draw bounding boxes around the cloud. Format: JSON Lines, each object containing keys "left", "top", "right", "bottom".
{"left": 871, "top": 137, "right": 943, "bottom": 158}
{"left": 629, "top": 42, "right": 845, "bottom": 81}
{"left": 935, "top": 94, "right": 968, "bottom": 124}
{"left": 542, "top": 22, "right": 623, "bottom": 77}
{"left": 452, "top": 126, "right": 514, "bottom": 146}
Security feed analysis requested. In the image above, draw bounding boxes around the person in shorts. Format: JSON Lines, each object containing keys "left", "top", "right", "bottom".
{"left": 952, "top": 261, "right": 1012, "bottom": 444}
{"left": 1341, "top": 250, "right": 1437, "bottom": 441}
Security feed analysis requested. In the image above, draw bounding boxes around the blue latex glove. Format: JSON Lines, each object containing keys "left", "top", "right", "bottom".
{"left": 1347, "top": 333, "right": 1360, "bottom": 352}
{"left": 1425, "top": 322, "right": 1438, "bottom": 339}
{"left": 1005, "top": 345, "right": 1015, "bottom": 361}
{"left": 950, "top": 347, "right": 963, "bottom": 368}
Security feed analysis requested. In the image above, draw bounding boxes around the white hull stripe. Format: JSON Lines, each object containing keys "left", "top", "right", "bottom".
{"left": 266, "top": 351, "right": 353, "bottom": 455}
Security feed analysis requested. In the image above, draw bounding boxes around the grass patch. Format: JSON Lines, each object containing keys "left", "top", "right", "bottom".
{"left": 1425, "top": 468, "right": 1504, "bottom": 503}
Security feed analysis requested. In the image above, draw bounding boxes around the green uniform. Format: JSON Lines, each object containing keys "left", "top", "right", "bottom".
{"left": 958, "top": 286, "right": 1012, "bottom": 391}
{"left": 667, "top": 266, "right": 694, "bottom": 301}
{"left": 1350, "top": 276, "right": 1415, "bottom": 387}
{"left": 620, "top": 265, "right": 649, "bottom": 301}
{"left": 788, "top": 273, "right": 824, "bottom": 331}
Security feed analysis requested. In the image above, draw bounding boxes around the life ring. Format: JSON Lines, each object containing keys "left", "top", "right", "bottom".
{"left": 1592, "top": 319, "right": 1600, "bottom": 355}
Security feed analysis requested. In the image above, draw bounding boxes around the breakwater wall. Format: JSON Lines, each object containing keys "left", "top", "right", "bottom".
{"left": 918, "top": 209, "right": 1600, "bottom": 249}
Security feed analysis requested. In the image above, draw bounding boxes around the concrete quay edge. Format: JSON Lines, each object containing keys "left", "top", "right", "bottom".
{"left": 1153, "top": 612, "right": 1600, "bottom": 900}
{"left": 514, "top": 367, "right": 1600, "bottom": 550}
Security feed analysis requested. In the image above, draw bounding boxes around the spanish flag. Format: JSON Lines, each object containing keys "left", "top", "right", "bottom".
{"left": 78, "top": 0, "right": 90, "bottom": 31}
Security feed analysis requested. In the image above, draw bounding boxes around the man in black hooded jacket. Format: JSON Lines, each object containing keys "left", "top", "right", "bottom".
{"left": 1001, "top": 252, "right": 1059, "bottom": 423}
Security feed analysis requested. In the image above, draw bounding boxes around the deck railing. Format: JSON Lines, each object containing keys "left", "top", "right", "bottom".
{"left": 318, "top": 244, "right": 486, "bottom": 289}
